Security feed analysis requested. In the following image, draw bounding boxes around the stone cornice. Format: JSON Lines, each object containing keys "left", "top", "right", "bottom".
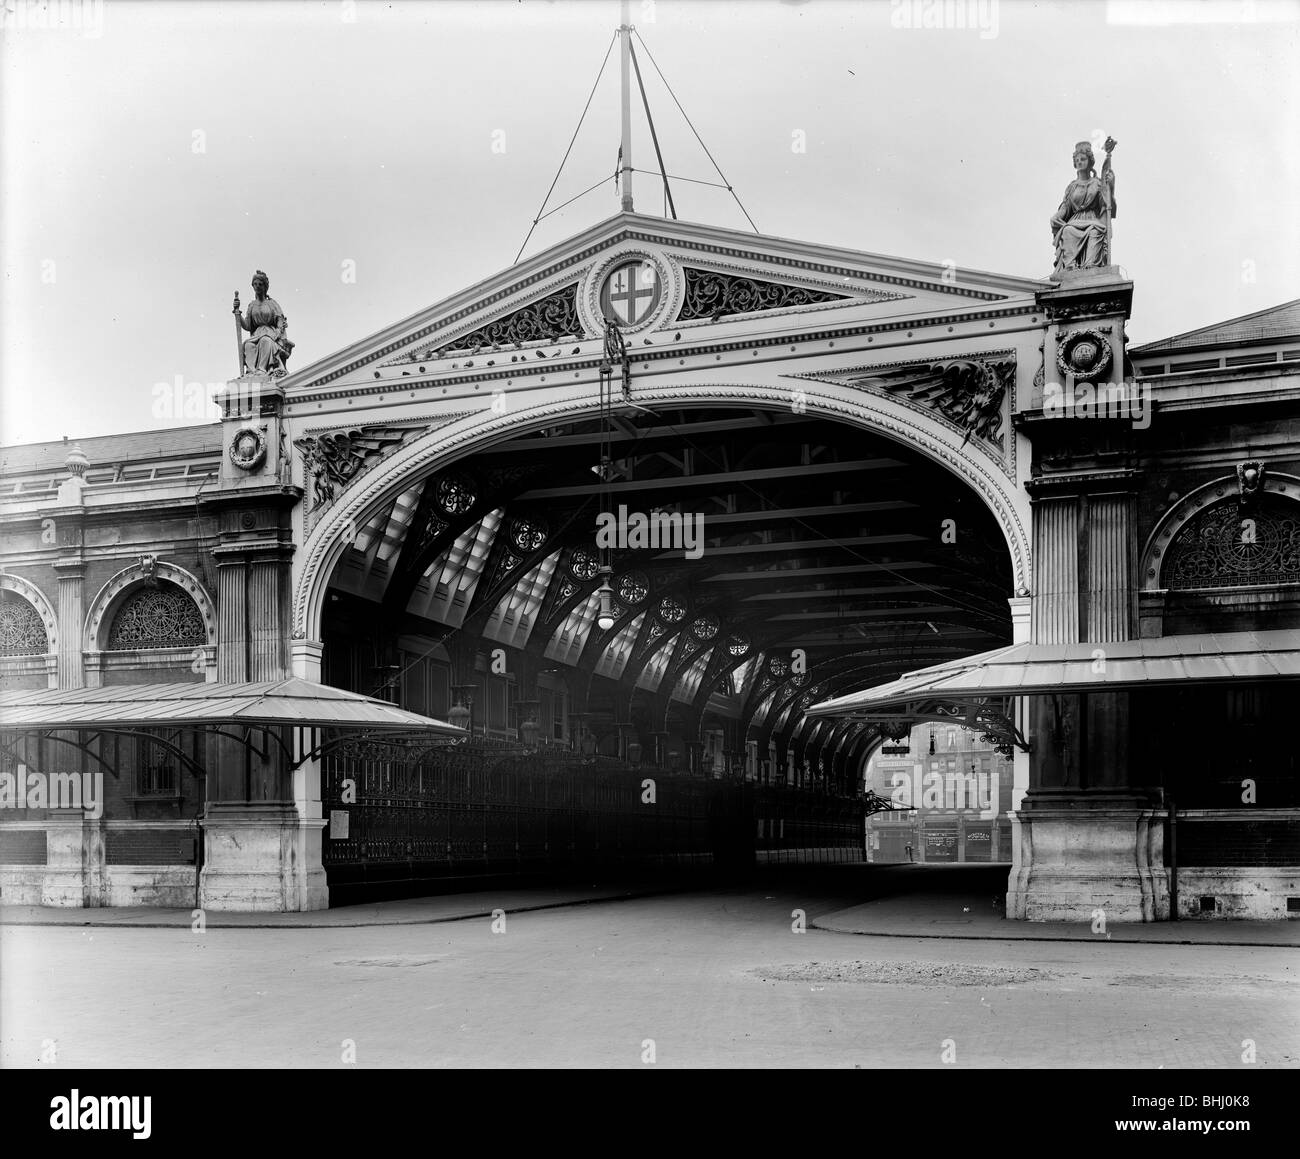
{"left": 1025, "top": 467, "right": 1144, "bottom": 498}
{"left": 286, "top": 303, "right": 1041, "bottom": 408}
{"left": 212, "top": 541, "right": 295, "bottom": 562}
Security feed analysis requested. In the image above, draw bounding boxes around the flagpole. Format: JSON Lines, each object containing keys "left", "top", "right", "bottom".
{"left": 619, "top": 0, "right": 634, "bottom": 212}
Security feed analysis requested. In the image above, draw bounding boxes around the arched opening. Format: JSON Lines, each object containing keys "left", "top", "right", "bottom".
{"left": 311, "top": 402, "right": 1016, "bottom": 895}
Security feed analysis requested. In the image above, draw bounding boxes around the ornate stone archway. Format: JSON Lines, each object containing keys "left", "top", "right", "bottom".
{"left": 83, "top": 559, "right": 218, "bottom": 684}
{"left": 290, "top": 379, "right": 1033, "bottom": 670}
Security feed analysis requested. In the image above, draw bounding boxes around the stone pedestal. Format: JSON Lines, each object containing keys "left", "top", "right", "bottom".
{"left": 200, "top": 804, "right": 328, "bottom": 912}
{"left": 1008, "top": 793, "right": 1168, "bottom": 922}
{"left": 41, "top": 811, "right": 104, "bottom": 907}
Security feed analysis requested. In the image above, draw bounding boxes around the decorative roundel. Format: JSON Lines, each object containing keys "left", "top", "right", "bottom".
{"left": 768, "top": 656, "right": 789, "bottom": 677}
{"left": 569, "top": 548, "right": 600, "bottom": 581}
{"left": 599, "top": 258, "right": 663, "bottom": 329}
{"left": 656, "top": 594, "right": 686, "bottom": 624}
{"left": 691, "top": 613, "right": 720, "bottom": 641}
{"left": 436, "top": 473, "right": 475, "bottom": 515}
{"left": 510, "top": 516, "right": 547, "bottom": 552}
{"left": 726, "top": 633, "right": 750, "bottom": 657}
{"left": 617, "top": 570, "right": 649, "bottom": 605}
{"left": 1055, "top": 328, "right": 1113, "bottom": 380}
{"left": 791, "top": 671, "right": 809, "bottom": 687}
{"left": 228, "top": 425, "right": 267, "bottom": 472}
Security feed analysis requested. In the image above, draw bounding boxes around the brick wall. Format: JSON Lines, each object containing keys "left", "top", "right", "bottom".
{"left": 0, "top": 830, "right": 47, "bottom": 864}
{"left": 1178, "top": 818, "right": 1300, "bottom": 867}
{"left": 105, "top": 828, "right": 194, "bottom": 865}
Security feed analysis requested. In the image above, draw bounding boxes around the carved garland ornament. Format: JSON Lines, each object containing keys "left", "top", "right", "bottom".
{"left": 1055, "top": 327, "right": 1113, "bottom": 380}
{"left": 228, "top": 424, "right": 268, "bottom": 472}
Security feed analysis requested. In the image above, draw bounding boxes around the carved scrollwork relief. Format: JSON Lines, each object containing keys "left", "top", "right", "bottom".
{"left": 295, "top": 425, "right": 424, "bottom": 510}
{"left": 677, "top": 267, "right": 853, "bottom": 322}
{"left": 420, "top": 286, "right": 586, "bottom": 357}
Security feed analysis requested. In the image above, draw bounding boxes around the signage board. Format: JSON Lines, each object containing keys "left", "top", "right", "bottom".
{"left": 924, "top": 829, "right": 958, "bottom": 862}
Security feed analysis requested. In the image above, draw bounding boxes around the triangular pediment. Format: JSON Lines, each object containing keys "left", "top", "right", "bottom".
{"left": 284, "top": 212, "right": 1050, "bottom": 394}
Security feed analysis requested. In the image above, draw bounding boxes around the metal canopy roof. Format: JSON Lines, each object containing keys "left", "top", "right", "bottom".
{"left": 0, "top": 678, "right": 464, "bottom": 734}
{"left": 806, "top": 630, "right": 1300, "bottom": 718}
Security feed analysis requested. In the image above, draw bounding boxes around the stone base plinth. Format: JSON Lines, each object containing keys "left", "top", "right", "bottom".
{"left": 1176, "top": 868, "right": 1300, "bottom": 920}
{"left": 1050, "top": 264, "right": 1127, "bottom": 288}
{"left": 200, "top": 804, "right": 328, "bottom": 912}
{"left": 41, "top": 812, "right": 105, "bottom": 907}
{"left": 1008, "top": 795, "right": 1169, "bottom": 922}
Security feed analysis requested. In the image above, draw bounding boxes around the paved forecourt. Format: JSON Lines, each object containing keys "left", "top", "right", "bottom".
{"left": 3, "top": 884, "right": 1296, "bottom": 1069}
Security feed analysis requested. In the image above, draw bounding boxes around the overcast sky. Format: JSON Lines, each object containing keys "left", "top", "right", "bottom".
{"left": 2, "top": 0, "right": 1296, "bottom": 446}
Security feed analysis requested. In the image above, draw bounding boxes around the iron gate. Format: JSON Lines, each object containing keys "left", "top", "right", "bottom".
{"left": 321, "top": 738, "right": 865, "bottom": 897}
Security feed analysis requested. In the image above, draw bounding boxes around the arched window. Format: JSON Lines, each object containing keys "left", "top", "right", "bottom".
{"left": 106, "top": 583, "right": 207, "bottom": 650}
{"left": 0, "top": 593, "right": 49, "bottom": 657}
{"left": 1164, "top": 496, "right": 1300, "bottom": 590}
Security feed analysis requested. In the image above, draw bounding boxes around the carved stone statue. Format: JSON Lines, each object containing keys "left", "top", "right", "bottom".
{"left": 233, "top": 270, "right": 295, "bottom": 377}
{"left": 1050, "top": 138, "right": 1117, "bottom": 275}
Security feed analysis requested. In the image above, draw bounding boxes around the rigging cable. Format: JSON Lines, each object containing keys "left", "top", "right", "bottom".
{"left": 514, "top": 29, "right": 618, "bottom": 264}
{"left": 627, "top": 36, "right": 676, "bottom": 220}
{"left": 632, "top": 28, "right": 759, "bottom": 234}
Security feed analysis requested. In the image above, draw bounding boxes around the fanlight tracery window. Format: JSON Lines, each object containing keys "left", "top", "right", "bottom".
{"left": 106, "top": 584, "right": 207, "bottom": 650}
{"left": 1163, "top": 497, "right": 1300, "bottom": 590}
{"left": 0, "top": 594, "right": 48, "bottom": 657}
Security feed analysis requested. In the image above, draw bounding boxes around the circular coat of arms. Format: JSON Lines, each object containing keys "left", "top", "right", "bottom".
{"left": 1056, "top": 328, "right": 1113, "bottom": 380}
{"left": 229, "top": 424, "right": 267, "bottom": 471}
{"left": 599, "top": 259, "right": 663, "bottom": 329}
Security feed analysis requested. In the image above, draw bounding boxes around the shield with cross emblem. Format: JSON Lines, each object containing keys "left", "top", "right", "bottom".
{"left": 599, "top": 259, "right": 663, "bottom": 327}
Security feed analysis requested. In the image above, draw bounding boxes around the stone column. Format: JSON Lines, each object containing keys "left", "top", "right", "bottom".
{"left": 1013, "top": 465, "right": 1164, "bottom": 921}
{"left": 198, "top": 403, "right": 324, "bottom": 910}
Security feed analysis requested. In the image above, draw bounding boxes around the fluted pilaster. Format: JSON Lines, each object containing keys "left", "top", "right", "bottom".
{"left": 1086, "top": 493, "right": 1134, "bottom": 643}
{"left": 215, "top": 554, "right": 248, "bottom": 683}
{"left": 53, "top": 561, "right": 85, "bottom": 688}
{"left": 249, "top": 557, "right": 290, "bottom": 680}
{"left": 1031, "top": 496, "right": 1079, "bottom": 644}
